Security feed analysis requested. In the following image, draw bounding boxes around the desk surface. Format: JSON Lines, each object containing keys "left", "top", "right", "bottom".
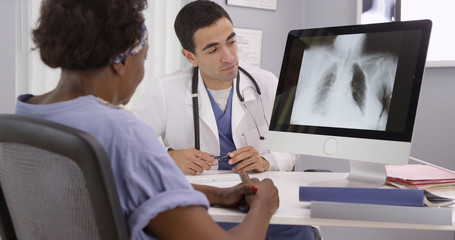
{"left": 189, "top": 171, "right": 455, "bottom": 231}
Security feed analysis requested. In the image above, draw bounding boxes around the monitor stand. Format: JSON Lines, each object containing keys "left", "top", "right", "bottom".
{"left": 309, "top": 160, "right": 386, "bottom": 188}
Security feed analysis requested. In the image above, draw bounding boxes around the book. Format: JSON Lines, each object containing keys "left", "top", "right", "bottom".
{"left": 310, "top": 201, "right": 453, "bottom": 225}
{"left": 299, "top": 186, "right": 454, "bottom": 207}
{"left": 386, "top": 164, "right": 455, "bottom": 190}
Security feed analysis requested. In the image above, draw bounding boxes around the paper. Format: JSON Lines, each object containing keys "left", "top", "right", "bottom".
{"left": 227, "top": 0, "right": 277, "bottom": 10}
{"left": 234, "top": 27, "right": 263, "bottom": 67}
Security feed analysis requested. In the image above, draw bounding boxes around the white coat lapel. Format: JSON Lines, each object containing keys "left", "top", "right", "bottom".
{"left": 184, "top": 70, "right": 219, "bottom": 147}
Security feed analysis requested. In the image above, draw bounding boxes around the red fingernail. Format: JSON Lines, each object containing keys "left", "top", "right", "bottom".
{"left": 250, "top": 185, "right": 259, "bottom": 192}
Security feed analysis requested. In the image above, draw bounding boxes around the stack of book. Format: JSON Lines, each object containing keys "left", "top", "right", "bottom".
{"left": 300, "top": 184, "right": 454, "bottom": 225}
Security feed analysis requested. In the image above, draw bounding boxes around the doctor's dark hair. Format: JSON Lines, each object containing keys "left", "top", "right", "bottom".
{"left": 32, "top": 0, "right": 147, "bottom": 70}
{"left": 174, "top": 0, "right": 232, "bottom": 53}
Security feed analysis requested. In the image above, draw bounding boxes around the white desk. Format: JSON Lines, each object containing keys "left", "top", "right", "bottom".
{"left": 189, "top": 171, "right": 455, "bottom": 231}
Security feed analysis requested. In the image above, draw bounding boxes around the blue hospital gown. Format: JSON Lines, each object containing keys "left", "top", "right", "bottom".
{"left": 15, "top": 94, "right": 210, "bottom": 239}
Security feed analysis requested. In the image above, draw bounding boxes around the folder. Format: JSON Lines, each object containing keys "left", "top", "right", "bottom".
{"left": 299, "top": 186, "right": 454, "bottom": 207}
{"left": 386, "top": 164, "right": 455, "bottom": 189}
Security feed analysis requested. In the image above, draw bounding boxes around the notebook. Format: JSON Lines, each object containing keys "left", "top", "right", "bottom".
{"left": 185, "top": 170, "right": 241, "bottom": 184}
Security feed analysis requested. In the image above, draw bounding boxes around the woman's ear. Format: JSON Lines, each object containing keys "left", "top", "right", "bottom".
{"left": 182, "top": 49, "right": 198, "bottom": 67}
{"left": 111, "top": 61, "right": 126, "bottom": 76}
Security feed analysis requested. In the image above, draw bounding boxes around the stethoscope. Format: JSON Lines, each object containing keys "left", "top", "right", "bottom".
{"left": 191, "top": 66, "right": 269, "bottom": 150}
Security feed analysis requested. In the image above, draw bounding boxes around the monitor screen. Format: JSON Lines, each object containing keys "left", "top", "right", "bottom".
{"left": 267, "top": 20, "right": 432, "bottom": 187}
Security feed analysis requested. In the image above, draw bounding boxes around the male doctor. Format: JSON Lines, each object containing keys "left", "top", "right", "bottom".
{"left": 132, "top": 1, "right": 320, "bottom": 239}
{"left": 132, "top": 0, "right": 297, "bottom": 176}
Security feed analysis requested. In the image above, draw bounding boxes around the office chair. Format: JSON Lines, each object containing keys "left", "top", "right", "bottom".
{"left": 0, "top": 114, "right": 128, "bottom": 240}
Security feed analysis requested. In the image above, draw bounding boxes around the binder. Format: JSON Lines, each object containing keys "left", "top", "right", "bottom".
{"left": 299, "top": 186, "right": 454, "bottom": 207}
{"left": 311, "top": 201, "right": 452, "bottom": 225}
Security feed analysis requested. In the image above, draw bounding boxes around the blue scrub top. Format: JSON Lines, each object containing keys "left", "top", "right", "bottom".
{"left": 206, "top": 87, "right": 237, "bottom": 170}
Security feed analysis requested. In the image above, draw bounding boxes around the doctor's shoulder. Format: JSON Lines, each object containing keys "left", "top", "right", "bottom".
{"left": 240, "top": 65, "right": 279, "bottom": 97}
{"left": 240, "top": 65, "right": 278, "bottom": 84}
{"left": 156, "top": 66, "right": 194, "bottom": 85}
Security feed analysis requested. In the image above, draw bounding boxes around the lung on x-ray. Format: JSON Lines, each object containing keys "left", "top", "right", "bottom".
{"left": 290, "top": 32, "right": 401, "bottom": 131}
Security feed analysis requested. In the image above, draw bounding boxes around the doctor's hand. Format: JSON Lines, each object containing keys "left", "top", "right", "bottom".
{"left": 227, "top": 146, "right": 270, "bottom": 173}
{"left": 168, "top": 148, "right": 217, "bottom": 175}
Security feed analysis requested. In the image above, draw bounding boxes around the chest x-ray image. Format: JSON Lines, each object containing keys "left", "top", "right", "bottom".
{"left": 290, "top": 33, "right": 400, "bottom": 130}
{"left": 362, "top": 0, "right": 398, "bottom": 24}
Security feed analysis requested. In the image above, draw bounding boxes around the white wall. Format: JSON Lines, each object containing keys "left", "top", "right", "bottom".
{"left": 0, "top": 0, "right": 16, "bottom": 114}
{"left": 211, "top": 0, "right": 305, "bottom": 77}
{"left": 411, "top": 67, "right": 455, "bottom": 170}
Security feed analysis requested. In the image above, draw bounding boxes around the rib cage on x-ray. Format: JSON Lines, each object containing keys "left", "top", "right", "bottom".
{"left": 290, "top": 34, "right": 398, "bottom": 130}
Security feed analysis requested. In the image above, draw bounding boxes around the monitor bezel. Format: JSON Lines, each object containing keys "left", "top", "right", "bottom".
{"left": 269, "top": 19, "right": 432, "bottom": 143}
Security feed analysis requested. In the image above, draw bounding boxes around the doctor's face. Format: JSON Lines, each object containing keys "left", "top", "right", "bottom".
{"left": 184, "top": 17, "right": 239, "bottom": 88}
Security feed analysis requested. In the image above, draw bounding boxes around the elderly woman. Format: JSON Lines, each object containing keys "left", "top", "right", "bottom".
{"left": 14, "top": 0, "right": 278, "bottom": 239}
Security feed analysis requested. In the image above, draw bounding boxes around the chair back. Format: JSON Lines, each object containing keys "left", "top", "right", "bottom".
{"left": 0, "top": 114, "right": 128, "bottom": 240}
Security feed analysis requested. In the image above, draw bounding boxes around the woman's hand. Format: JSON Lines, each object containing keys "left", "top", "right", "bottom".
{"left": 240, "top": 172, "right": 279, "bottom": 216}
{"left": 192, "top": 173, "right": 259, "bottom": 209}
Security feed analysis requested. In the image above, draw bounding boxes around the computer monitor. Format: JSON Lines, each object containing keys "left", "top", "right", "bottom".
{"left": 267, "top": 19, "right": 432, "bottom": 187}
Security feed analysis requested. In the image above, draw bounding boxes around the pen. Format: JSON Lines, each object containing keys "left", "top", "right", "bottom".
{"left": 210, "top": 155, "right": 231, "bottom": 166}
{"left": 239, "top": 206, "right": 249, "bottom": 213}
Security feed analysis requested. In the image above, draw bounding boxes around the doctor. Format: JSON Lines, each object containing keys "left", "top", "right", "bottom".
{"left": 132, "top": 0, "right": 298, "bottom": 175}
{"left": 132, "top": 1, "right": 319, "bottom": 239}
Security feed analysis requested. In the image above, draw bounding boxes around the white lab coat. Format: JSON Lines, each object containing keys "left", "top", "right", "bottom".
{"left": 131, "top": 65, "right": 297, "bottom": 171}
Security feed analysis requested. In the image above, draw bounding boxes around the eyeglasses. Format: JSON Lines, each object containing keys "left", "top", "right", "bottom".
{"left": 209, "top": 155, "right": 231, "bottom": 166}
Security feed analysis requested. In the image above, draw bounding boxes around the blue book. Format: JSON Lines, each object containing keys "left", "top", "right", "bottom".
{"left": 299, "top": 186, "right": 435, "bottom": 207}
